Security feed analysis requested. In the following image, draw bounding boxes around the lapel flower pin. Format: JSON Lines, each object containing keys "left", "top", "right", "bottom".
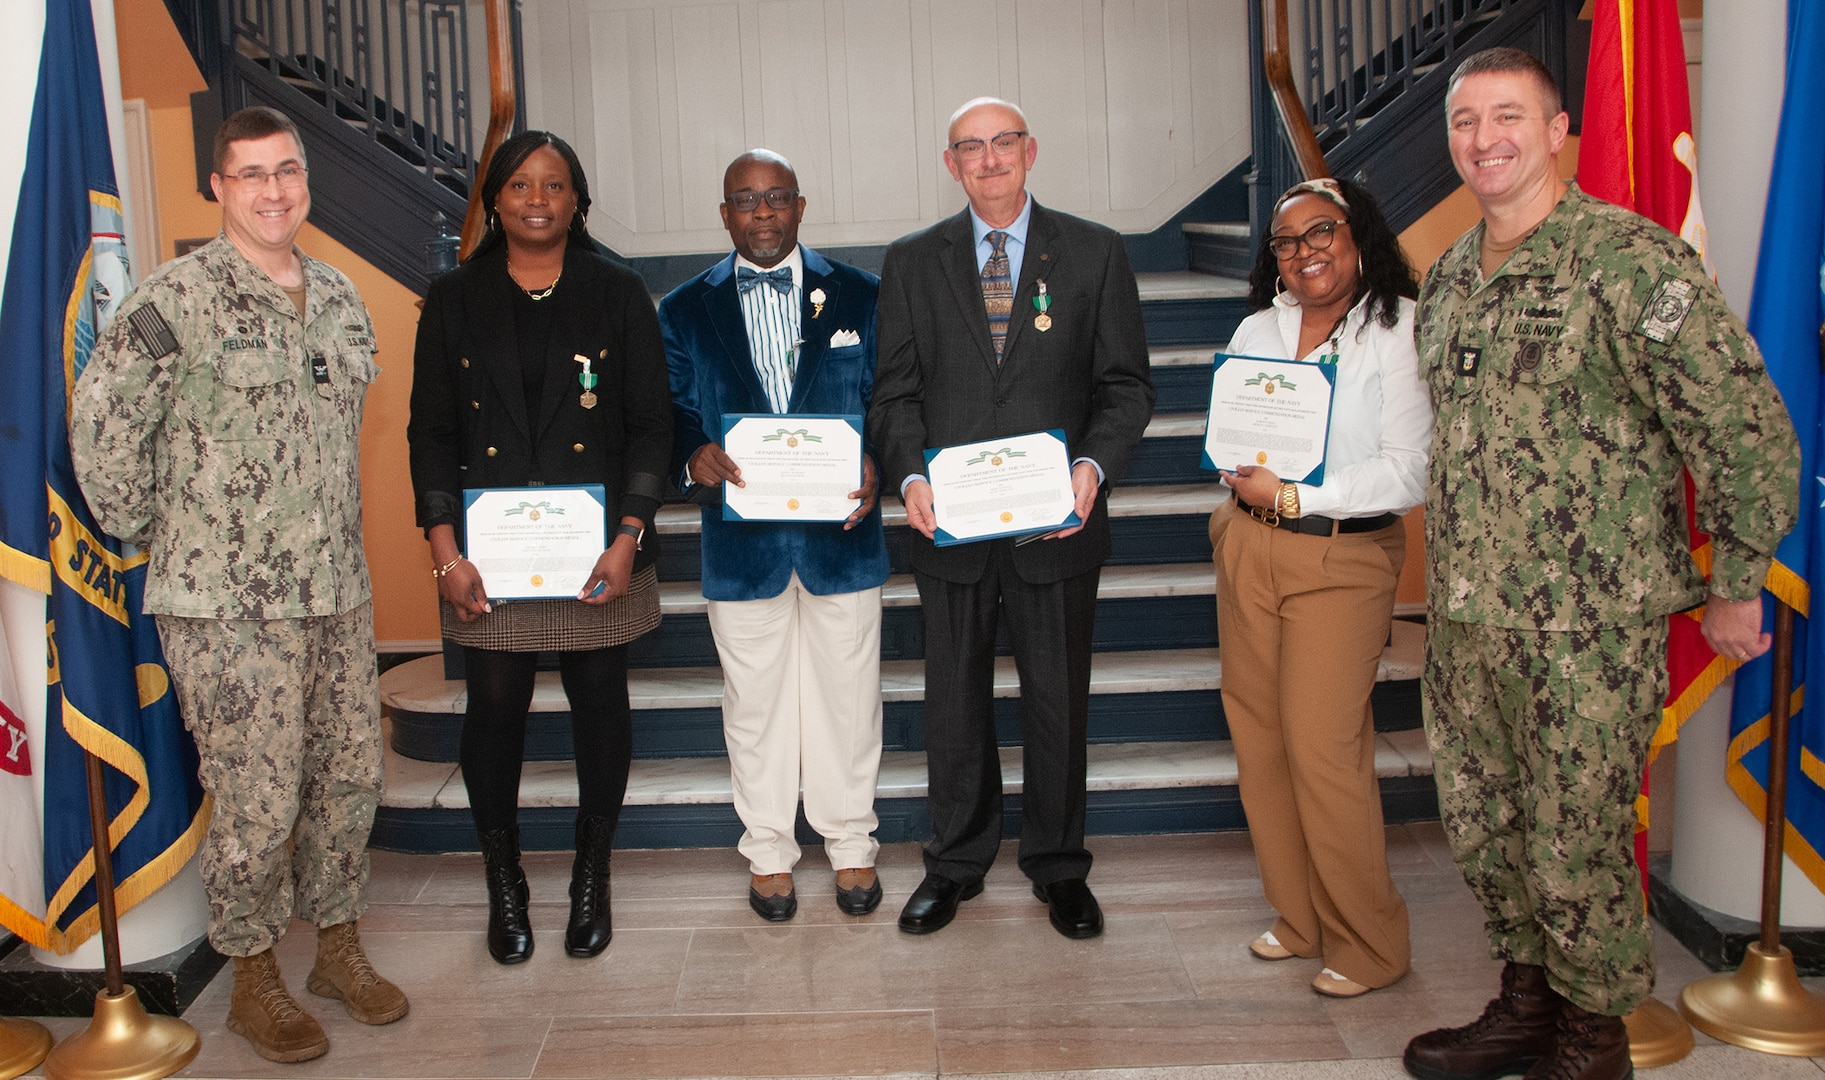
{"left": 809, "top": 287, "right": 826, "bottom": 319}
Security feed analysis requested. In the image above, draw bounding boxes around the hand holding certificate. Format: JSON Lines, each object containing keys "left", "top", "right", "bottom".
{"left": 464, "top": 485, "right": 608, "bottom": 600}
{"left": 721, "top": 414, "right": 865, "bottom": 523}
{"left": 923, "top": 430, "right": 1082, "bottom": 546}
{"left": 1201, "top": 353, "right": 1336, "bottom": 484}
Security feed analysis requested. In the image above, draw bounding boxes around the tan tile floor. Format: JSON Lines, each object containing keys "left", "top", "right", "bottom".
{"left": 18, "top": 824, "right": 1825, "bottom": 1078}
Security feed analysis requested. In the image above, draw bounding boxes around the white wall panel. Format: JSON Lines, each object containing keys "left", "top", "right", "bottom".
{"left": 533, "top": 0, "right": 1250, "bottom": 256}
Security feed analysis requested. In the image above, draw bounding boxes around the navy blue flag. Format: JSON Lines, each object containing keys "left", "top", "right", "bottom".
{"left": 1726, "top": 0, "right": 1825, "bottom": 891}
{"left": 0, "top": 0, "right": 205, "bottom": 951}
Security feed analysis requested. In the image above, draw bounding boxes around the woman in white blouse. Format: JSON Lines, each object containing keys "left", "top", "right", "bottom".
{"left": 1210, "top": 177, "right": 1431, "bottom": 998}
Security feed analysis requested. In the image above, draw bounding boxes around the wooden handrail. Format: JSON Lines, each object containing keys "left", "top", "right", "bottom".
{"left": 1262, "top": 0, "right": 1331, "bottom": 182}
{"left": 459, "top": 0, "right": 518, "bottom": 260}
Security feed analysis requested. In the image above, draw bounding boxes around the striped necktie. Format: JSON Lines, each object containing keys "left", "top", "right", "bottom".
{"left": 982, "top": 230, "right": 1012, "bottom": 361}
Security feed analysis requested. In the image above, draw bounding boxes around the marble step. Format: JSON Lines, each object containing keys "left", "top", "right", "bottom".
{"left": 653, "top": 480, "right": 1227, "bottom": 581}
{"left": 1133, "top": 271, "right": 1251, "bottom": 346}
{"left": 383, "top": 621, "right": 1424, "bottom": 763}
{"left": 370, "top": 725, "right": 1441, "bottom": 852}
{"left": 1183, "top": 221, "right": 1256, "bottom": 278}
{"left": 1150, "top": 344, "right": 1221, "bottom": 413}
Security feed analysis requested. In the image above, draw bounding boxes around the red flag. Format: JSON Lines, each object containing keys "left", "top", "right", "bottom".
{"left": 1577, "top": 0, "right": 1715, "bottom": 889}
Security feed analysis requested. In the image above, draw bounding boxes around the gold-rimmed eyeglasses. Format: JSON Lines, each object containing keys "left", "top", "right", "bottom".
{"left": 948, "top": 130, "right": 1027, "bottom": 161}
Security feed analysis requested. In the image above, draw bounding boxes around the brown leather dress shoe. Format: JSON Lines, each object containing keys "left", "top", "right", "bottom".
{"left": 748, "top": 872, "right": 797, "bottom": 922}
{"left": 834, "top": 867, "right": 883, "bottom": 915}
{"left": 1404, "top": 961, "right": 1561, "bottom": 1080}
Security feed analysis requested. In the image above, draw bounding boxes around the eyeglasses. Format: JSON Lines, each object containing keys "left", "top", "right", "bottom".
{"left": 222, "top": 165, "right": 309, "bottom": 188}
{"left": 724, "top": 188, "right": 799, "bottom": 213}
{"left": 1267, "top": 219, "right": 1346, "bottom": 259}
{"left": 948, "top": 131, "right": 1027, "bottom": 161}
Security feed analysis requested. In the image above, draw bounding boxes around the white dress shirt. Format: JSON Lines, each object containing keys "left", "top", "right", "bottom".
{"left": 735, "top": 246, "right": 805, "bottom": 414}
{"left": 1223, "top": 293, "right": 1430, "bottom": 518}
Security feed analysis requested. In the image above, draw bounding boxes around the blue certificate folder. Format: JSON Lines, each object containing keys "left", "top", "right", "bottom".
{"left": 1198, "top": 352, "right": 1336, "bottom": 486}
{"left": 719, "top": 413, "right": 864, "bottom": 522}
{"left": 462, "top": 484, "right": 607, "bottom": 600}
{"left": 923, "top": 428, "right": 1083, "bottom": 547}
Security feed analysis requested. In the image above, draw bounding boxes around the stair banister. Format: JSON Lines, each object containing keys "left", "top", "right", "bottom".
{"left": 1262, "top": 0, "right": 1331, "bottom": 182}
{"left": 459, "top": 0, "right": 518, "bottom": 260}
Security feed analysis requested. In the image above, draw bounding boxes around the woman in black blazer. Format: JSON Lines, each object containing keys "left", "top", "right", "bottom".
{"left": 407, "top": 131, "right": 671, "bottom": 965}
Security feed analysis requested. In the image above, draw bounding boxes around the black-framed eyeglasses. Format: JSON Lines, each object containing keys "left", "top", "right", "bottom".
{"left": 223, "top": 165, "right": 309, "bottom": 188}
{"left": 1267, "top": 219, "right": 1346, "bottom": 259}
{"left": 949, "top": 130, "right": 1027, "bottom": 160}
{"left": 725, "top": 188, "right": 799, "bottom": 213}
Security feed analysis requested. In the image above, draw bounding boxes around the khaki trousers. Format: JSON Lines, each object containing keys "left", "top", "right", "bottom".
{"left": 1211, "top": 502, "right": 1410, "bottom": 987}
{"left": 707, "top": 573, "right": 883, "bottom": 874}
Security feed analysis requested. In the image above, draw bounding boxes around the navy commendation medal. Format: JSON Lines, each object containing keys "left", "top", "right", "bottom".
{"left": 575, "top": 353, "right": 599, "bottom": 409}
{"left": 1033, "top": 279, "right": 1052, "bottom": 332}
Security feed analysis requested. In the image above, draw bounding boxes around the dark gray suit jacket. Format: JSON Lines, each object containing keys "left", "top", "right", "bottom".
{"left": 868, "top": 200, "right": 1155, "bottom": 584}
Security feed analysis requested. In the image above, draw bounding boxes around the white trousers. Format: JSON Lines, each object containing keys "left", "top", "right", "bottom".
{"left": 707, "top": 573, "right": 883, "bottom": 874}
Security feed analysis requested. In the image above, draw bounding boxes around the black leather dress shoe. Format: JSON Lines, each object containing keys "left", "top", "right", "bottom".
{"left": 748, "top": 873, "right": 797, "bottom": 922}
{"left": 1033, "top": 878, "right": 1103, "bottom": 939}
{"left": 897, "top": 873, "right": 983, "bottom": 934}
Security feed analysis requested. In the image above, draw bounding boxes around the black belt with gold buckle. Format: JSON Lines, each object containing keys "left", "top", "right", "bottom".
{"left": 1235, "top": 495, "right": 1398, "bottom": 537}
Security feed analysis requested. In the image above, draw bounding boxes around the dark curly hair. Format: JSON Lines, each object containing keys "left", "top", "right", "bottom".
{"left": 468, "top": 130, "right": 593, "bottom": 262}
{"left": 1245, "top": 176, "right": 1417, "bottom": 334}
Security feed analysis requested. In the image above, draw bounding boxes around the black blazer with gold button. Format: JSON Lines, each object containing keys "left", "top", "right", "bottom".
{"left": 407, "top": 241, "right": 673, "bottom": 572}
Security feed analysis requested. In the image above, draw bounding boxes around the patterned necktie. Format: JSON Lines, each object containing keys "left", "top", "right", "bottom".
{"left": 982, "top": 230, "right": 1013, "bottom": 361}
{"left": 736, "top": 265, "right": 794, "bottom": 295}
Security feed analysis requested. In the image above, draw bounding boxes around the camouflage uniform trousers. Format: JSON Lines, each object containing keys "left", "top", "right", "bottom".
{"left": 1422, "top": 615, "right": 1665, "bottom": 1016}
{"left": 156, "top": 602, "right": 383, "bottom": 956}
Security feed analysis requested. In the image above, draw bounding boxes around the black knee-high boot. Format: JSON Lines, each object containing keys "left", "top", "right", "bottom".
{"left": 565, "top": 813, "right": 614, "bottom": 957}
{"left": 478, "top": 829, "right": 533, "bottom": 964}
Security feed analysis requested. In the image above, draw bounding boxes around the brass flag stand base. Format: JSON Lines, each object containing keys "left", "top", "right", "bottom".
{"left": 40, "top": 753, "right": 198, "bottom": 1080}
{"left": 0, "top": 1016, "right": 52, "bottom": 1080}
{"left": 1678, "top": 602, "right": 1825, "bottom": 1055}
{"left": 43, "top": 989, "right": 197, "bottom": 1080}
{"left": 1682, "top": 942, "right": 1825, "bottom": 1055}
{"left": 1623, "top": 997, "right": 1693, "bottom": 1067}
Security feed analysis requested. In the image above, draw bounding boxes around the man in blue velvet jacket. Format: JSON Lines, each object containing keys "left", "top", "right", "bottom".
{"left": 660, "top": 150, "right": 890, "bottom": 923}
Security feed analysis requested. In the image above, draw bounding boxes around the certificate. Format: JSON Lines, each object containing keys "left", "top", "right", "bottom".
{"left": 924, "top": 429, "right": 1081, "bottom": 547}
{"left": 463, "top": 485, "right": 607, "bottom": 600}
{"left": 721, "top": 414, "right": 863, "bottom": 522}
{"left": 1200, "top": 353, "right": 1336, "bottom": 485}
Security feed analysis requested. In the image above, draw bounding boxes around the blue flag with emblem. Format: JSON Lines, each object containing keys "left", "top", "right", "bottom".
{"left": 1726, "top": 0, "right": 1825, "bottom": 893}
{"left": 0, "top": 0, "right": 205, "bottom": 952}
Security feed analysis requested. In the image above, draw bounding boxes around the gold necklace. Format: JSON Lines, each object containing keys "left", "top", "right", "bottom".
{"left": 508, "top": 259, "right": 561, "bottom": 300}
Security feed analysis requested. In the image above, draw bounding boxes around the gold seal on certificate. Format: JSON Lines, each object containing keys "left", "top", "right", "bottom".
{"left": 1200, "top": 353, "right": 1337, "bottom": 484}
{"left": 924, "top": 429, "right": 1081, "bottom": 546}
{"left": 721, "top": 414, "right": 864, "bottom": 522}
{"left": 463, "top": 485, "right": 608, "bottom": 599}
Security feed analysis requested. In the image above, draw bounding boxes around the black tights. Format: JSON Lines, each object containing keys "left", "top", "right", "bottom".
{"left": 459, "top": 644, "right": 633, "bottom": 836}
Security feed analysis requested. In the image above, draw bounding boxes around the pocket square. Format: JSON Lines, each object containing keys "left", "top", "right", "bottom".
{"left": 829, "top": 329, "right": 861, "bottom": 348}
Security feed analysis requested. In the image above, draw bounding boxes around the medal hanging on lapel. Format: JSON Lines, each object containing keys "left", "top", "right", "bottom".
{"left": 575, "top": 353, "right": 599, "bottom": 409}
{"left": 1033, "top": 280, "right": 1052, "bottom": 332}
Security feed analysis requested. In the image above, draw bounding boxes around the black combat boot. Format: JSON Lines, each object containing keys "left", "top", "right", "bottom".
{"left": 1520, "top": 1001, "right": 1632, "bottom": 1080}
{"left": 1404, "top": 961, "right": 1562, "bottom": 1079}
{"left": 564, "top": 813, "right": 614, "bottom": 957}
{"left": 478, "top": 828, "right": 533, "bottom": 964}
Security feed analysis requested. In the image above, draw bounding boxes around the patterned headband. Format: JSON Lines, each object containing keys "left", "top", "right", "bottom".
{"left": 1274, "top": 177, "right": 1351, "bottom": 216}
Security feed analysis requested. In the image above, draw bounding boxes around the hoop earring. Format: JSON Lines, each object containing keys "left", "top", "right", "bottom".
{"left": 1274, "top": 274, "right": 1285, "bottom": 299}
{"left": 486, "top": 209, "right": 499, "bottom": 234}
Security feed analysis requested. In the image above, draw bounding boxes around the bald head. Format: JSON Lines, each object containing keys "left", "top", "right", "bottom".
{"left": 947, "top": 97, "right": 1030, "bottom": 146}
{"left": 724, "top": 149, "right": 798, "bottom": 196}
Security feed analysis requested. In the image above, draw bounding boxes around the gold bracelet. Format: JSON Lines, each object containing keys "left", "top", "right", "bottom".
{"left": 432, "top": 557, "right": 463, "bottom": 579}
{"left": 1277, "top": 482, "right": 1301, "bottom": 518}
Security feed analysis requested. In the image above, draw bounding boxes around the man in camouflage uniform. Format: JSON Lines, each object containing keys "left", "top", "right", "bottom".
{"left": 1404, "top": 50, "right": 1799, "bottom": 1080}
{"left": 70, "top": 106, "right": 407, "bottom": 1064}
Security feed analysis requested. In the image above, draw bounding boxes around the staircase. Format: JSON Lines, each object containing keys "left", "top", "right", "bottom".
{"left": 372, "top": 272, "right": 1434, "bottom": 853}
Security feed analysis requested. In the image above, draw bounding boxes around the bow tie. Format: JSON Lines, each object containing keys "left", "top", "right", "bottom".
{"left": 736, "top": 265, "right": 794, "bottom": 296}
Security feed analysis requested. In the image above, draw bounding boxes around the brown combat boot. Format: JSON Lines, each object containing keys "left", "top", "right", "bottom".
{"left": 1520, "top": 1001, "right": 1632, "bottom": 1080}
{"left": 227, "top": 949, "right": 329, "bottom": 1063}
{"left": 305, "top": 921, "right": 410, "bottom": 1025}
{"left": 1404, "top": 961, "right": 1562, "bottom": 1080}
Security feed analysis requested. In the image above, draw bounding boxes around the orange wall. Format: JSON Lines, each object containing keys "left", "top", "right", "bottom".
{"left": 119, "top": 0, "right": 438, "bottom": 646}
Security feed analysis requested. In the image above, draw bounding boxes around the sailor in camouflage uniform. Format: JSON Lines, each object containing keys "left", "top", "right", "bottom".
{"left": 69, "top": 107, "right": 408, "bottom": 1065}
{"left": 1403, "top": 50, "right": 1798, "bottom": 1080}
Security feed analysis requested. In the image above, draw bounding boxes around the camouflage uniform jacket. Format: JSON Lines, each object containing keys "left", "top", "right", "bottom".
{"left": 1418, "top": 183, "right": 1798, "bottom": 631}
{"left": 71, "top": 235, "right": 378, "bottom": 620}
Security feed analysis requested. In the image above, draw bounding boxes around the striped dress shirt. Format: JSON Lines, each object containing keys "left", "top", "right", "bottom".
{"left": 735, "top": 249, "right": 803, "bottom": 414}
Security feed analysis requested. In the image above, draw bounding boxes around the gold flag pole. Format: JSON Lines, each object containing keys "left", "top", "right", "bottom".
{"left": 41, "top": 751, "right": 198, "bottom": 1080}
{"left": 1680, "top": 599, "right": 1825, "bottom": 1053}
{"left": 0, "top": 1015, "right": 51, "bottom": 1080}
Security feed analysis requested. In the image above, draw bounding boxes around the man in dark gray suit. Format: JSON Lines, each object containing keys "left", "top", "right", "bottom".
{"left": 868, "top": 97, "right": 1154, "bottom": 938}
